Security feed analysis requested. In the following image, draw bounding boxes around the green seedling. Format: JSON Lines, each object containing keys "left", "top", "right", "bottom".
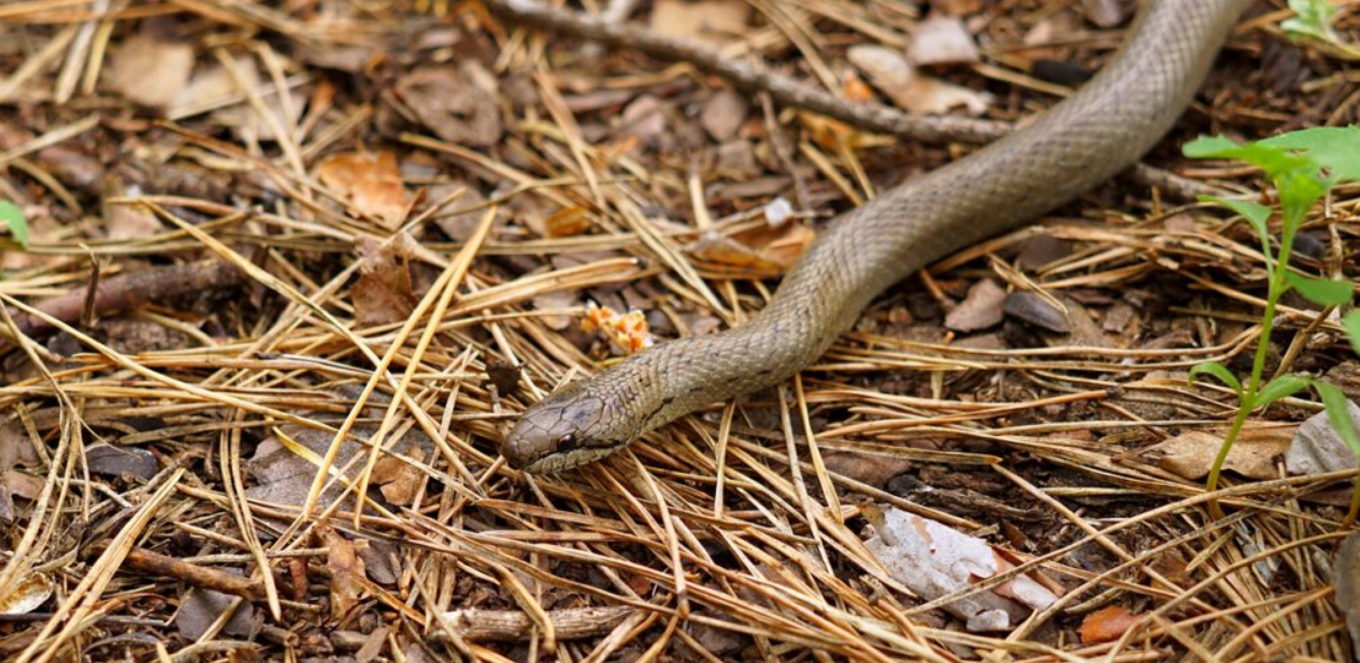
{"left": 0, "top": 200, "right": 27, "bottom": 251}
{"left": 1184, "top": 127, "right": 1360, "bottom": 522}
{"left": 1282, "top": 0, "right": 1360, "bottom": 60}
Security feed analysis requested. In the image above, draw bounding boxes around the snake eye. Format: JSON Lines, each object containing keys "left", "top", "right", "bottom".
{"left": 556, "top": 433, "right": 579, "bottom": 452}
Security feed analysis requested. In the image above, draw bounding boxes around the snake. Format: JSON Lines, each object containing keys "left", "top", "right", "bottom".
{"left": 502, "top": 0, "right": 1255, "bottom": 473}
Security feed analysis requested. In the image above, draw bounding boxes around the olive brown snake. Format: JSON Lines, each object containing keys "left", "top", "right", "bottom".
{"left": 501, "top": 0, "right": 1255, "bottom": 472}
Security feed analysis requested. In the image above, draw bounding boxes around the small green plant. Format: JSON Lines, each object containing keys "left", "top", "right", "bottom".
{"left": 0, "top": 200, "right": 28, "bottom": 250}
{"left": 1282, "top": 0, "right": 1360, "bottom": 60}
{"left": 1183, "top": 127, "right": 1360, "bottom": 521}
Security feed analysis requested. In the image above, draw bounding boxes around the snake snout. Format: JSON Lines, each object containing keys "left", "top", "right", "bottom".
{"left": 502, "top": 391, "right": 612, "bottom": 472}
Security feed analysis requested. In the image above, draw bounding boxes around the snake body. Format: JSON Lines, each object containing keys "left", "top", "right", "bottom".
{"left": 503, "top": 0, "right": 1254, "bottom": 472}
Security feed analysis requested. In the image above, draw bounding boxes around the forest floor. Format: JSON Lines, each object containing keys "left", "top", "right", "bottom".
{"left": 1, "top": 0, "right": 1358, "bottom": 661}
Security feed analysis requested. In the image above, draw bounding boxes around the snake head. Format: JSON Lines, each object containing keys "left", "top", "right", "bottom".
{"left": 502, "top": 384, "right": 623, "bottom": 473}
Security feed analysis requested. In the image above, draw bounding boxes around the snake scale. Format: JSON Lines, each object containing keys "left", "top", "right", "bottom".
{"left": 502, "top": 0, "right": 1255, "bottom": 472}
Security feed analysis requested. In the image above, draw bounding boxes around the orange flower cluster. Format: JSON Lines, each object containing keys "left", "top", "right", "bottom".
{"left": 582, "top": 302, "right": 655, "bottom": 355}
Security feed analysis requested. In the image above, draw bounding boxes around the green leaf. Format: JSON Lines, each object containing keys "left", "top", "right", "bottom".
{"left": 1254, "top": 374, "right": 1312, "bottom": 410}
{"left": 1189, "top": 361, "right": 1243, "bottom": 397}
{"left": 1282, "top": 0, "right": 1340, "bottom": 44}
{"left": 1315, "top": 381, "right": 1360, "bottom": 458}
{"left": 0, "top": 200, "right": 27, "bottom": 249}
{"left": 1261, "top": 126, "right": 1360, "bottom": 184}
{"left": 1198, "top": 196, "right": 1272, "bottom": 238}
{"left": 1344, "top": 310, "right": 1360, "bottom": 356}
{"left": 1276, "top": 168, "right": 1327, "bottom": 234}
{"left": 1285, "top": 272, "right": 1354, "bottom": 306}
{"left": 1183, "top": 135, "right": 1316, "bottom": 182}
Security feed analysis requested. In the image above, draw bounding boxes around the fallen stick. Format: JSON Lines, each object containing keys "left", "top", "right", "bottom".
{"left": 480, "top": 0, "right": 1223, "bottom": 200}
{"left": 4, "top": 259, "right": 244, "bottom": 344}
{"left": 436, "top": 606, "right": 636, "bottom": 642}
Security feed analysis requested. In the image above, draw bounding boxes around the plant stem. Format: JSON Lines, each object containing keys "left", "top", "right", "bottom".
{"left": 1205, "top": 272, "right": 1285, "bottom": 519}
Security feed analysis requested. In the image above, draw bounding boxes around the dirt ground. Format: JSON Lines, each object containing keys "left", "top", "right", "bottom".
{"left": 0, "top": 0, "right": 1358, "bottom": 661}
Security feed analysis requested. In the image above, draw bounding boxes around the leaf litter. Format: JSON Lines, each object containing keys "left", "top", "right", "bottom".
{"left": 0, "top": 0, "right": 1358, "bottom": 661}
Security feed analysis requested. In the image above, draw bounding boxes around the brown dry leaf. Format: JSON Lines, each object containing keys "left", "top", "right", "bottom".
{"left": 946, "top": 279, "right": 1006, "bottom": 332}
{"left": 352, "top": 234, "right": 419, "bottom": 327}
{"left": 106, "top": 35, "right": 195, "bottom": 108}
{"left": 373, "top": 444, "right": 427, "bottom": 506}
{"left": 317, "top": 151, "right": 413, "bottom": 229}
{"left": 847, "top": 45, "right": 990, "bottom": 115}
{"left": 700, "top": 90, "right": 749, "bottom": 142}
{"left": 909, "top": 17, "right": 980, "bottom": 66}
{"left": 323, "top": 527, "right": 369, "bottom": 617}
{"left": 1079, "top": 605, "right": 1139, "bottom": 644}
{"left": 689, "top": 223, "right": 815, "bottom": 275}
{"left": 650, "top": 0, "right": 750, "bottom": 45}
{"left": 822, "top": 452, "right": 913, "bottom": 488}
{"left": 394, "top": 66, "right": 503, "bottom": 148}
{"left": 1140, "top": 427, "right": 1294, "bottom": 481}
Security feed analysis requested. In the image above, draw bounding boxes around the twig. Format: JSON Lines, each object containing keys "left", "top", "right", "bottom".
{"left": 118, "top": 547, "right": 266, "bottom": 600}
{"left": 4, "top": 259, "right": 244, "bottom": 343}
{"left": 480, "top": 0, "right": 1224, "bottom": 200}
{"left": 436, "top": 606, "right": 636, "bottom": 642}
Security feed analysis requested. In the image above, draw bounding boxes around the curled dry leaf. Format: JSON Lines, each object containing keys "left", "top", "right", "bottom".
{"left": 689, "top": 223, "right": 816, "bottom": 278}
{"left": 649, "top": 0, "right": 750, "bottom": 45}
{"left": 583, "top": 302, "right": 655, "bottom": 355}
{"left": 106, "top": 35, "right": 195, "bottom": 108}
{"left": 317, "top": 151, "right": 414, "bottom": 229}
{"left": 395, "top": 66, "right": 503, "bottom": 148}
{"left": 864, "top": 505, "right": 1058, "bottom": 631}
{"left": 322, "top": 527, "right": 369, "bottom": 618}
{"left": 945, "top": 278, "right": 1006, "bottom": 332}
{"left": 0, "top": 572, "right": 52, "bottom": 615}
{"left": 1079, "top": 605, "right": 1140, "bottom": 644}
{"left": 848, "top": 45, "right": 991, "bottom": 115}
{"left": 352, "top": 234, "right": 419, "bottom": 327}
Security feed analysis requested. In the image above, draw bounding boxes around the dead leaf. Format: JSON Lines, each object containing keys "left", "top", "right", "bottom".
{"left": 0, "top": 573, "right": 52, "bottom": 615}
{"left": 864, "top": 505, "right": 1057, "bottom": 632}
{"left": 1079, "top": 605, "right": 1139, "bottom": 644}
{"left": 395, "top": 66, "right": 503, "bottom": 148}
{"left": 1004, "top": 292, "right": 1072, "bottom": 333}
{"left": 86, "top": 445, "right": 158, "bottom": 479}
{"left": 848, "top": 45, "right": 990, "bottom": 115}
{"left": 909, "top": 17, "right": 980, "bottom": 66}
{"left": 429, "top": 182, "right": 487, "bottom": 242}
{"left": 106, "top": 36, "right": 195, "bottom": 108}
{"left": 373, "top": 444, "right": 426, "bottom": 506}
{"left": 1333, "top": 532, "right": 1360, "bottom": 655}
{"left": 946, "top": 279, "right": 1006, "bottom": 332}
{"left": 700, "top": 90, "right": 749, "bottom": 142}
{"left": 176, "top": 585, "right": 253, "bottom": 638}
{"left": 1287, "top": 400, "right": 1360, "bottom": 476}
{"left": 323, "top": 527, "right": 369, "bottom": 618}
{"left": 351, "top": 234, "right": 420, "bottom": 327}
{"left": 620, "top": 95, "right": 669, "bottom": 144}
{"left": 650, "top": 0, "right": 750, "bottom": 45}
{"left": 1140, "top": 427, "right": 1293, "bottom": 480}
{"left": 317, "top": 151, "right": 413, "bottom": 228}
{"left": 689, "top": 223, "right": 816, "bottom": 276}
{"left": 1082, "top": 0, "right": 1130, "bottom": 28}
{"left": 823, "top": 452, "right": 912, "bottom": 488}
